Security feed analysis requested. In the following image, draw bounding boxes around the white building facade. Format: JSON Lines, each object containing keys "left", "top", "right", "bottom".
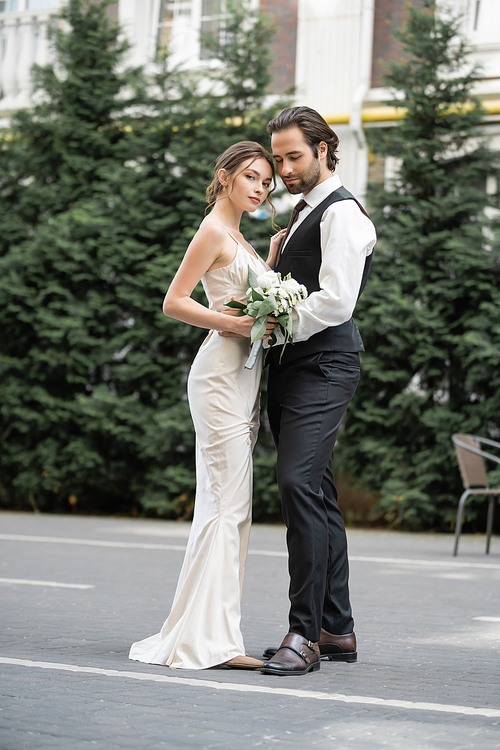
{"left": 1, "top": 0, "right": 499, "bottom": 200}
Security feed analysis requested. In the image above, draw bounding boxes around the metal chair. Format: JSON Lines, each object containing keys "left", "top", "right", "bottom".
{"left": 452, "top": 434, "right": 500, "bottom": 556}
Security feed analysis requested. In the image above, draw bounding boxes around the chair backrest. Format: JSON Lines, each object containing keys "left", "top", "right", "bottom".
{"left": 453, "top": 433, "right": 489, "bottom": 489}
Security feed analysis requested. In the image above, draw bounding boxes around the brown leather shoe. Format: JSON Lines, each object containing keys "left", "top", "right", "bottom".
{"left": 260, "top": 632, "right": 320, "bottom": 676}
{"left": 263, "top": 628, "right": 357, "bottom": 663}
{"left": 319, "top": 628, "right": 357, "bottom": 662}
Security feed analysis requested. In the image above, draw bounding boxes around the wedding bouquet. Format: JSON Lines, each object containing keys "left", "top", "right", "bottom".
{"left": 225, "top": 266, "right": 308, "bottom": 370}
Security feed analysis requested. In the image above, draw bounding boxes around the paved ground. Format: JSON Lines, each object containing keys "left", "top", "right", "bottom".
{"left": 0, "top": 511, "right": 499, "bottom": 750}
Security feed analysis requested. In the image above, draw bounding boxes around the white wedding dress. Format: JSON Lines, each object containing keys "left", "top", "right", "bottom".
{"left": 129, "top": 228, "right": 269, "bottom": 669}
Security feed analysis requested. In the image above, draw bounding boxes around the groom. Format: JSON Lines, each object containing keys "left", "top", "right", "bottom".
{"left": 261, "top": 106, "right": 376, "bottom": 676}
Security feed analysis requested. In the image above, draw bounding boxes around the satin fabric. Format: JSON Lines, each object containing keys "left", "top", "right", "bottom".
{"left": 129, "top": 236, "right": 268, "bottom": 669}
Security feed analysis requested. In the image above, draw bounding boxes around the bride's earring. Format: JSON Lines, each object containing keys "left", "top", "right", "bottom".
{"left": 218, "top": 168, "right": 228, "bottom": 191}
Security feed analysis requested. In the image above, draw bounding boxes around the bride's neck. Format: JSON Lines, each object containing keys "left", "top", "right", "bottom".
{"left": 209, "top": 200, "right": 243, "bottom": 232}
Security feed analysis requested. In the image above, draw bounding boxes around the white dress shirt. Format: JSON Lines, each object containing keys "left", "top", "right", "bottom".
{"left": 282, "top": 175, "right": 376, "bottom": 343}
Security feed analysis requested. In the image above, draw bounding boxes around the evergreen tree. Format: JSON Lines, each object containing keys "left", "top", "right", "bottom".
{"left": 0, "top": 0, "right": 288, "bottom": 517}
{"left": 337, "top": 0, "right": 500, "bottom": 531}
{"left": 0, "top": 0, "right": 153, "bottom": 513}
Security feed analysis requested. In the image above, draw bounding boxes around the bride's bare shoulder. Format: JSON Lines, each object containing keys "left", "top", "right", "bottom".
{"left": 195, "top": 218, "right": 230, "bottom": 244}
{"left": 190, "top": 219, "right": 238, "bottom": 262}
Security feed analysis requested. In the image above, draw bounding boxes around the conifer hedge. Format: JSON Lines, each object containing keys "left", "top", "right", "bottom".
{"left": 337, "top": 0, "right": 500, "bottom": 531}
{"left": 0, "top": 0, "right": 288, "bottom": 518}
{"left": 4, "top": 0, "right": 500, "bottom": 532}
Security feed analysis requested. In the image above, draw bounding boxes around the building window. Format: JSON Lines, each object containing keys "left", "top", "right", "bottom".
{"left": 0, "top": 0, "right": 57, "bottom": 10}
{"left": 0, "top": 1, "right": 19, "bottom": 12}
{"left": 468, "top": 0, "right": 500, "bottom": 43}
{"left": 200, "top": 0, "right": 225, "bottom": 60}
{"left": 157, "top": 0, "right": 227, "bottom": 63}
{"left": 26, "top": 0, "right": 58, "bottom": 8}
{"left": 157, "top": 0, "right": 192, "bottom": 55}
{"left": 0, "top": 23, "right": 7, "bottom": 62}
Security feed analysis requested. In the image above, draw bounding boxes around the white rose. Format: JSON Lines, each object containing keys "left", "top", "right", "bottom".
{"left": 257, "top": 270, "right": 280, "bottom": 290}
{"left": 281, "top": 278, "right": 303, "bottom": 295}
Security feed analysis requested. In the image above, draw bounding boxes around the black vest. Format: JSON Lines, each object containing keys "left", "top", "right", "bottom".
{"left": 268, "top": 186, "right": 373, "bottom": 367}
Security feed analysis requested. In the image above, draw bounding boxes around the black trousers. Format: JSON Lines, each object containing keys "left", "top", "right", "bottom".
{"left": 267, "top": 351, "right": 360, "bottom": 642}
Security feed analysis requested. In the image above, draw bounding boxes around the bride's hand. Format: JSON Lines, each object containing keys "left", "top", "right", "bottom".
{"left": 266, "top": 228, "right": 287, "bottom": 267}
{"left": 219, "top": 306, "right": 247, "bottom": 338}
{"left": 219, "top": 306, "right": 278, "bottom": 339}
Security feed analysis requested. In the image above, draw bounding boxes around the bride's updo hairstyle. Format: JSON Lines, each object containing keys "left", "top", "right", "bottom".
{"left": 206, "top": 141, "right": 276, "bottom": 217}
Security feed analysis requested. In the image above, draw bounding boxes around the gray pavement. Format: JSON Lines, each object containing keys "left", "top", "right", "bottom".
{"left": 0, "top": 511, "right": 499, "bottom": 749}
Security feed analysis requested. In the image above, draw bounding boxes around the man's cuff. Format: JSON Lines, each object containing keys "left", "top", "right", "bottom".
{"left": 271, "top": 328, "right": 285, "bottom": 347}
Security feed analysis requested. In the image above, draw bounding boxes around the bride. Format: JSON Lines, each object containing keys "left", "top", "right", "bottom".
{"left": 129, "top": 141, "right": 285, "bottom": 670}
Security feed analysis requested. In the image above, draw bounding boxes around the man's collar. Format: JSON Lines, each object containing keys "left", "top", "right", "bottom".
{"left": 302, "top": 174, "right": 342, "bottom": 208}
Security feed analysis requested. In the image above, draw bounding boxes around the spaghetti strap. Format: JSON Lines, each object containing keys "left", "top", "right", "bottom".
{"left": 204, "top": 219, "right": 261, "bottom": 261}
{"left": 219, "top": 225, "right": 241, "bottom": 247}
{"left": 204, "top": 219, "right": 240, "bottom": 247}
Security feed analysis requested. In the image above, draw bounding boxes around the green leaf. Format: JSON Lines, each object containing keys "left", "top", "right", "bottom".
{"left": 257, "top": 297, "right": 277, "bottom": 317}
{"left": 250, "top": 315, "right": 268, "bottom": 343}
{"left": 248, "top": 264, "right": 260, "bottom": 291}
{"left": 246, "top": 301, "right": 262, "bottom": 318}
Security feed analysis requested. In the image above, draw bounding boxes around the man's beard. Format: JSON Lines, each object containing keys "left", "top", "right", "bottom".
{"left": 285, "top": 157, "right": 322, "bottom": 194}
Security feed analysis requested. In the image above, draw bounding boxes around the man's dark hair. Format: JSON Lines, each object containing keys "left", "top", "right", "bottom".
{"left": 267, "top": 106, "right": 340, "bottom": 172}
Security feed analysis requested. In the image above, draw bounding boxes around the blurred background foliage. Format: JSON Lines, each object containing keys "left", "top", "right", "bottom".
{"left": 336, "top": 0, "right": 500, "bottom": 532}
{"left": 1, "top": 0, "right": 500, "bottom": 534}
{"left": 0, "top": 0, "right": 288, "bottom": 519}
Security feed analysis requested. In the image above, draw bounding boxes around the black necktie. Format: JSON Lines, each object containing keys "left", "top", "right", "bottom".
{"left": 275, "top": 199, "right": 307, "bottom": 268}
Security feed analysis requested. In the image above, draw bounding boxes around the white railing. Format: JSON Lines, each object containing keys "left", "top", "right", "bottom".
{"left": 0, "top": 9, "right": 56, "bottom": 115}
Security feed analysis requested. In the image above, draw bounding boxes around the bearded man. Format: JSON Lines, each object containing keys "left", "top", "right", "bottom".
{"left": 261, "top": 106, "right": 376, "bottom": 676}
